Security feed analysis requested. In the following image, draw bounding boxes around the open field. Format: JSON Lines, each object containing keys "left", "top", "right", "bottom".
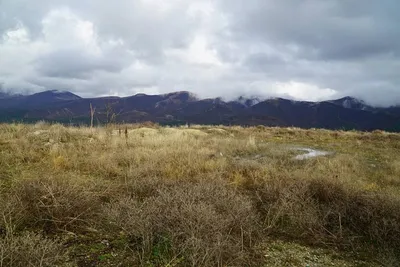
{"left": 1, "top": 123, "right": 400, "bottom": 266}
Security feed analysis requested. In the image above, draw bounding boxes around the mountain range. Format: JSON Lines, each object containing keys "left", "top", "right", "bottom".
{"left": 0, "top": 90, "right": 399, "bottom": 131}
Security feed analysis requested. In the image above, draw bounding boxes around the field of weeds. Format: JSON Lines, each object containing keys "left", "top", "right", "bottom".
{"left": 0, "top": 122, "right": 400, "bottom": 266}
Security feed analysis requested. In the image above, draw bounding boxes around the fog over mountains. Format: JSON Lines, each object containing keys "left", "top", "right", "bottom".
{"left": 0, "top": 90, "right": 399, "bottom": 131}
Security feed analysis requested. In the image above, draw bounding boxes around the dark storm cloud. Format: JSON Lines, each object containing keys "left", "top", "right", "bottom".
{"left": 0, "top": 0, "right": 399, "bottom": 106}
{"left": 35, "top": 48, "right": 132, "bottom": 79}
{"left": 218, "top": 0, "right": 400, "bottom": 61}
{"left": 244, "top": 53, "right": 287, "bottom": 72}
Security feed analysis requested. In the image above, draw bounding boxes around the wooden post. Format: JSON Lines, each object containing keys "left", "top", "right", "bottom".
{"left": 90, "top": 103, "right": 96, "bottom": 128}
{"left": 124, "top": 126, "right": 128, "bottom": 146}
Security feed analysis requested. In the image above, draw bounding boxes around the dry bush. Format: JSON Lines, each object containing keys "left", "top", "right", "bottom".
{"left": 11, "top": 176, "right": 102, "bottom": 233}
{"left": 205, "top": 128, "right": 229, "bottom": 135}
{"left": 101, "top": 180, "right": 261, "bottom": 266}
{"left": 251, "top": 176, "right": 400, "bottom": 250}
{"left": 0, "top": 194, "right": 25, "bottom": 237}
{"left": 0, "top": 232, "right": 67, "bottom": 267}
{"left": 130, "top": 121, "right": 160, "bottom": 129}
{"left": 249, "top": 177, "right": 321, "bottom": 235}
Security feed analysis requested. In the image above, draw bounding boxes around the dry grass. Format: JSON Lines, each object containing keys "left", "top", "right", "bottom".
{"left": 0, "top": 232, "right": 67, "bottom": 267}
{"left": 101, "top": 180, "right": 259, "bottom": 266}
{"left": 0, "top": 123, "right": 400, "bottom": 266}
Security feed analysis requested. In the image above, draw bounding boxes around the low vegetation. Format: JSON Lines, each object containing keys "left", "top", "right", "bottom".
{"left": 0, "top": 122, "right": 400, "bottom": 266}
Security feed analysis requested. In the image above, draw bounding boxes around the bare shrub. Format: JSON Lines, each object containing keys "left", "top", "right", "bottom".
{"left": 101, "top": 180, "right": 261, "bottom": 266}
{"left": 251, "top": 177, "right": 321, "bottom": 236}
{"left": 12, "top": 176, "right": 101, "bottom": 233}
{"left": 0, "top": 194, "right": 25, "bottom": 237}
{"left": 252, "top": 176, "right": 400, "bottom": 249}
{"left": 0, "top": 232, "right": 66, "bottom": 267}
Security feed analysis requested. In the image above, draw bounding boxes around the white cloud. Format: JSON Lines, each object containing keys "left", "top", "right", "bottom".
{"left": 274, "top": 81, "right": 337, "bottom": 101}
{"left": 165, "top": 34, "right": 223, "bottom": 66}
{"left": 0, "top": 0, "right": 399, "bottom": 106}
{"left": 0, "top": 25, "right": 46, "bottom": 90}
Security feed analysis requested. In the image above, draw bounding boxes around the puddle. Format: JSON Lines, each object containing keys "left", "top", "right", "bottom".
{"left": 291, "top": 147, "right": 333, "bottom": 160}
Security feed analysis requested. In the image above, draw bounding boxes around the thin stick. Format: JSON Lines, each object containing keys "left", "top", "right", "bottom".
{"left": 89, "top": 103, "right": 96, "bottom": 129}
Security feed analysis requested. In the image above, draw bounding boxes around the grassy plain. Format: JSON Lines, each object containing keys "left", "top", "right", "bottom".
{"left": 0, "top": 123, "right": 400, "bottom": 266}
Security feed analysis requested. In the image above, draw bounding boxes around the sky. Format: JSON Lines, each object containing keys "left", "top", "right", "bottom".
{"left": 0, "top": 0, "right": 399, "bottom": 106}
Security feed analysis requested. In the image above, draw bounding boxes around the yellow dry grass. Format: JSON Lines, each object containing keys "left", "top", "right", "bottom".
{"left": 0, "top": 122, "right": 400, "bottom": 266}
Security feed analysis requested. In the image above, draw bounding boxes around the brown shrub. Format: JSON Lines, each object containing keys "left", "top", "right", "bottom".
{"left": 252, "top": 176, "right": 400, "bottom": 250}
{"left": 131, "top": 121, "right": 160, "bottom": 129}
{"left": 0, "top": 232, "right": 66, "bottom": 267}
{"left": 101, "top": 180, "right": 262, "bottom": 266}
{"left": 252, "top": 177, "right": 321, "bottom": 236}
{"left": 11, "top": 176, "right": 102, "bottom": 233}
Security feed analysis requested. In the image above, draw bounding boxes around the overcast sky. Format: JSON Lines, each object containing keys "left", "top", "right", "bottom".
{"left": 0, "top": 0, "right": 399, "bottom": 106}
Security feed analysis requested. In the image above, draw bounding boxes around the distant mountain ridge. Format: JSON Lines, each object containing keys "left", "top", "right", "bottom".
{"left": 0, "top": 90, "right": 81, "bottom": 109}
{"left": 327, "top": 96, "right": 373, "bottom": 111}
{"left": 0, "top": 90, "right": 399, "bottom": 131}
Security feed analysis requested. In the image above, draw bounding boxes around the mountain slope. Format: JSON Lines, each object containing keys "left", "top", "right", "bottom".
{"left": 0, "top": 90, "right": 81, "bottom": 109}
{"left": 326, "top": 96, "right": 373, "bottom": 111}
{"left": 0, "top": 91, "right": 399, "bottom": 131}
